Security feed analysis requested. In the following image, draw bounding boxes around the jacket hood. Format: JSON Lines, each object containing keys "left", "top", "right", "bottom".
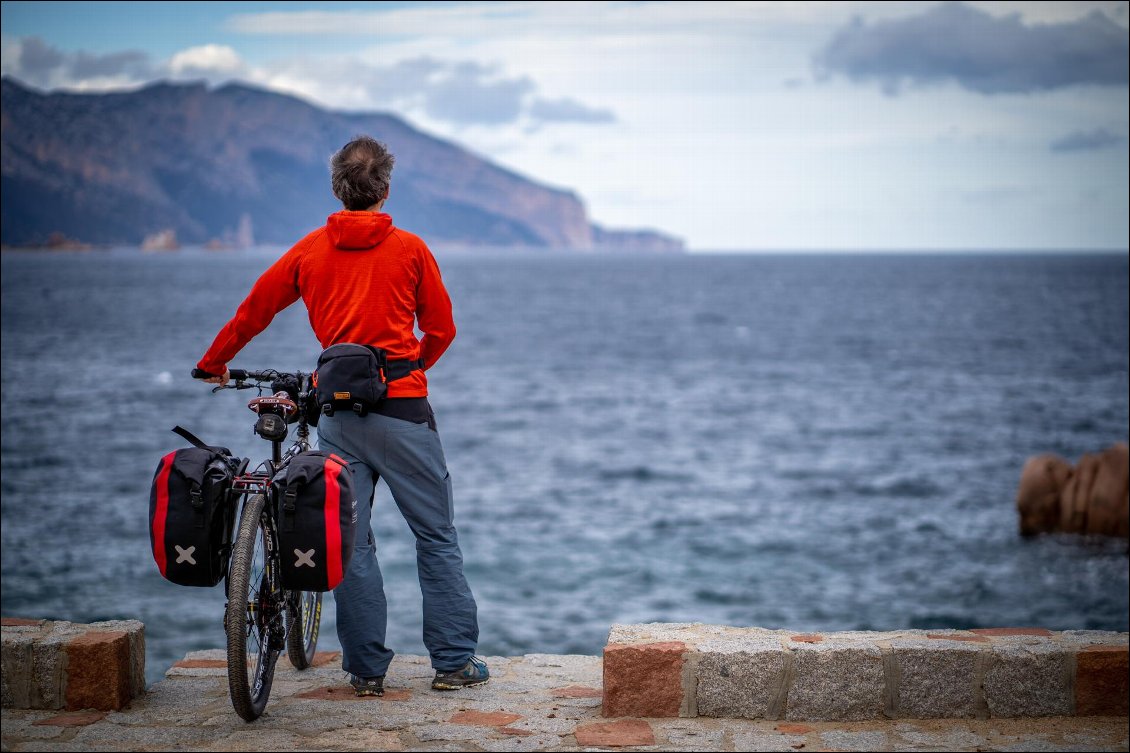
{"left": 326, "top": 211, "right": 394, "bottom": 250}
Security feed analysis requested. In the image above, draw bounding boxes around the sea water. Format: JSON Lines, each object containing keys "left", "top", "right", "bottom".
{"left": 2, "top": 249, "right": 1127, "bottom": 685}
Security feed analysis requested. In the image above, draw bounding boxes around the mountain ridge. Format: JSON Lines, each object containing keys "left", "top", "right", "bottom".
{"left": 0, "top": 77, "right": 683, "bottom": 252}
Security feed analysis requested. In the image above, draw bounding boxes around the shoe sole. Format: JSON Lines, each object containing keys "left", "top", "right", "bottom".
{"left": 431, "top": 677, "right": 490, "bottom": 691}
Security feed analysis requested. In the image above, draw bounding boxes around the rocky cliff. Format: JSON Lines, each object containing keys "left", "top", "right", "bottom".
{"left": 0, "top": 77, "right": 683, "bottom": 252}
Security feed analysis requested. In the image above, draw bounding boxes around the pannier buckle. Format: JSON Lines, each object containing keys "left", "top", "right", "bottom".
{"left": 190, "top": 486, "right": 207, "bottom": 528}
{"left": 283, "top": 487, "right": 298, "bottom": 515}
{"left": 352, "top": 402, "right": 368, "bottom": 417}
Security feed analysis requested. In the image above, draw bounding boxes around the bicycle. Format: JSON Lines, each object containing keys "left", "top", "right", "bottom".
{"left": 191, "top": 366, "right": 324, "bottom": 722}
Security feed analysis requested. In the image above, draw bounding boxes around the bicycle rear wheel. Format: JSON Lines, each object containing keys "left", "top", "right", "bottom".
{"left": 286, "top": 590, "right": 322, "bottom": 669}
{"left": 225, "top": 493, "right": 281, "bottom": 721}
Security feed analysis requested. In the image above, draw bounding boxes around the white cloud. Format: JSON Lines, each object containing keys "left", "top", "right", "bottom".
{"left": 168, "top": 44, "right": 245, "bottom": 76}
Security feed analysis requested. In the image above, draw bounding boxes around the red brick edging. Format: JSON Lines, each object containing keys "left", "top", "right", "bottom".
{"left": 1, "top": 618, "right": 145, "bottom": 711}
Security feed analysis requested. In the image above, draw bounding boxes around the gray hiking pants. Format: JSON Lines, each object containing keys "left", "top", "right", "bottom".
{"left": 317, "top": 411, "right": 478, "bottom": 677}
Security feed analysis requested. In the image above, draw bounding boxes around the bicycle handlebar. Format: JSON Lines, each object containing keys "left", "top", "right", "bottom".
{"left": 192, "top": 368, "right": 311, "bottom": 385}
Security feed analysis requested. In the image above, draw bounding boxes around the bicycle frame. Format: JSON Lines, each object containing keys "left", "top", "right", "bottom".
{"left": 222, "top": 372, "right": 315, "bottom": 590}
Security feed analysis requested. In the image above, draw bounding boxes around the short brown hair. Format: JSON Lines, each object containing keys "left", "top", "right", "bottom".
{"left": 331, "top": 136, "right": 395, "bottom": 211}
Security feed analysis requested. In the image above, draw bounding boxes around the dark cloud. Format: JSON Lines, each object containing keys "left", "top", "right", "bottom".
{"left": 1050, "top": 128, "right": 1127, "bottom": 152}
{"left": 342, "top": 57, "right": 535, "bottom": 125}
{"left": 359, "top": 57, "right": 612, "bottom": 127}
{"left": 71, "top": 49, "right": 153, "bottom": 79}
{"left": 3, "top": 36, "right": 156, "bottom": 87}
{"left": 529, "top": 97, "right": 615, "bottom": 124}
{"left": 14, "top": 37, "right": 65, "bottom": 78}
{"left": 816, "top": 2, "right": 1129, "bottom": 95}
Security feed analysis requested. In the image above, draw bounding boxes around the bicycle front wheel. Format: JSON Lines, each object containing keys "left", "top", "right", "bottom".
{"left": 286, "top": 590, "right": 322, "bottom": 669}
{"left": 225, "top": 493, "right": 281, "bottom": 721}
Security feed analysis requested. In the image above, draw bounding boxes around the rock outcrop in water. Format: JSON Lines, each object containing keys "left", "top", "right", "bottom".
{"left": 1016, "top": 443, "right": 1129, "bottom": 538}
{"left": 0, "top": 77, "right": 683, "bottom": 252}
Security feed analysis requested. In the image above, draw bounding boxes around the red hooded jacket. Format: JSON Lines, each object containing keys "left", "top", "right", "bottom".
{"left": 197, "top": 211, "right": 455, "bottom": 398}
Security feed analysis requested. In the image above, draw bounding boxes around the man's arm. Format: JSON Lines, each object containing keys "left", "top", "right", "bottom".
{"left": 416, "top": 244, "right": 456, "bottom": 369}
{"left": 196, "top": 243, "right": 305, "bottom": 376}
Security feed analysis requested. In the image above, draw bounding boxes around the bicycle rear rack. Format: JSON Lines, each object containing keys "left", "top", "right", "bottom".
{"left": 232, "top": 473, "right": 272, "bottom": 494}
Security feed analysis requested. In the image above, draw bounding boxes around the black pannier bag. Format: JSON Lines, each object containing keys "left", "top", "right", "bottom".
{"left": 314, "top": 342, "right": 424, "bottom": 416}
{"left": 273, "top": 451, "right": 357, "bottom": 592}
{"left": 149, "top": 427, "right": 240, "bottom": 587}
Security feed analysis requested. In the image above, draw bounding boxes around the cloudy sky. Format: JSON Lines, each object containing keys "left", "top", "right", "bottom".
{"left": 2, "top": 1, "right": 1127, "bottom": 251}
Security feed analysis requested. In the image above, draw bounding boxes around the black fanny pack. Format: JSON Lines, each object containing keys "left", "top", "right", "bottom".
{"left": 314, "top": 343, "right": 423, "bottom": 417}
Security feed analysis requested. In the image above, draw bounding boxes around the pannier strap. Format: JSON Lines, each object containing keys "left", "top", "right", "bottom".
{"left": 172, "top": 425, "right": 226, "bottom": 454}
{"left": 281, "top": 484, "right": 298, "bottom": 532}
{"left": 385, "top": 357, "right": 426, "bottom": 382}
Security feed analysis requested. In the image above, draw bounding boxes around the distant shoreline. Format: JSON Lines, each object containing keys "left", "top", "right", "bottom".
{"left": 2, "top": 245, "right": 1126, "bottom": 257}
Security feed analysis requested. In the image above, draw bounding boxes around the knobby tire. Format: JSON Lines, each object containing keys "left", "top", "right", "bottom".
{"left": 225, "top": 493, "right": 278, "bottom": 721}
{"left": 286, "top": 590, "right": 322, "bottom": 669}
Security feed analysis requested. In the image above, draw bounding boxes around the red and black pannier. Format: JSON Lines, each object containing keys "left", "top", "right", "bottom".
{"left": 149, "top": 429, "right": 240, "bottom": 587}
{"left": 273, "top": 451, "right": 357, "bottom": 592}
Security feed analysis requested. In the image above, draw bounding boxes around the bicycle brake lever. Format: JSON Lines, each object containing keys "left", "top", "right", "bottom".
{"left": 209, "top": 379, "right": 256, "bottom": 394}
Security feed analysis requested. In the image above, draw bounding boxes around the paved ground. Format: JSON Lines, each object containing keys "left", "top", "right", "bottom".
{"left": 2, "top": 652, "right": 1127, "bottom": 751}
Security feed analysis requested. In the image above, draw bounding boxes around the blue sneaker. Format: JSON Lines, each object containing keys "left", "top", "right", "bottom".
{"left": 349, "top": 674, "right": 384, "bottom": 697}
{"left": 431, "top": 656, "right": 489, "bottom": 690}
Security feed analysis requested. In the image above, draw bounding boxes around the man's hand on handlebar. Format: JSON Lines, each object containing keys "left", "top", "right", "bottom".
{"left": 191, "top": 368, "right": 262, "bottom": 391}
{"left": 192, "top": 367, "right": 231, "bottom": 386}
{"left": 203, "top": 369, "right": 230, "bottom": 386}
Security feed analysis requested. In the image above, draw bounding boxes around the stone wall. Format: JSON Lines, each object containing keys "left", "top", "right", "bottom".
{"left": 1, "top": 618, "right": 145, "bottom": 711}
{"left": 603, "top": 623, "right": 1128, "bottom": 721}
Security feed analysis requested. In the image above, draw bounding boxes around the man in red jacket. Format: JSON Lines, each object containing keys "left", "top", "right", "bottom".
{"left": 196, "top": 136, "right": 486, "bottom": 696}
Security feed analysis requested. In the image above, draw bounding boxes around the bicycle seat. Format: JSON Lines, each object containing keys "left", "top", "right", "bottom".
{"left": 248, "top": 392, "right": 298, "bottom": 416}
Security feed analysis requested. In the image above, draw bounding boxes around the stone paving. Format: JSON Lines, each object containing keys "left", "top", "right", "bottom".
{"left": 2, "top": 651, "right": 1127, "bottom": 752}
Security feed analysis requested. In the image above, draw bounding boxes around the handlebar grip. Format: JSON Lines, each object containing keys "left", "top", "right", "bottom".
{"left": 191, "top": 368, "right": 249, "bottom": 380}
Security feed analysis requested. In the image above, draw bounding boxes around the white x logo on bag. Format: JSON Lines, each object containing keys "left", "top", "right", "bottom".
{"left": 294, "top": 549, "right": 316, "bottom": 568}
{"left": 175, "top": 545, "right": 197, "bottom": 565}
